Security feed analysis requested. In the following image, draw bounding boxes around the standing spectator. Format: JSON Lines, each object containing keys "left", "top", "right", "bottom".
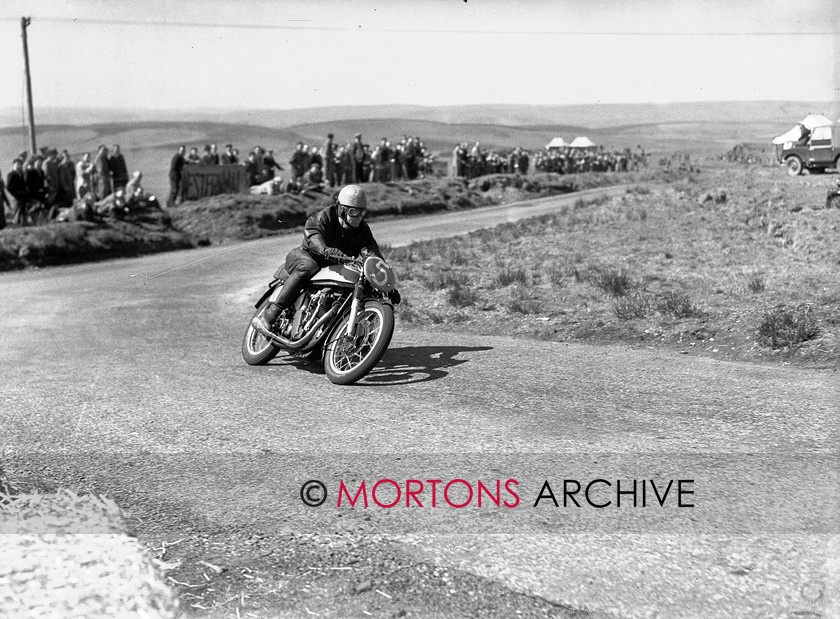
{"left": 372, "top": 138, "right": 391, "bottom": 182}
{"left": 451, "top": 143, "right": 460, "bottom": 177}
{"left": 403, "top": 137, "right": 419, "bottom": 180}
{"left": 43, "top": 150, "right": 61, "bottom": 215}
{"left": 24, "top": 158, "right": 45, "bottom": 219}
{"left": 351, "top": 133, "right": 365, "bottom": 183}
{"left": 362, "top": 144, "right": 373, "bottom": 182}
{"left": 186, "top": 147, "right": 201, "bottom": 164}
{"left": 288, "top": 142, "right": 308, "bottom": 180}
{"left": 0, "top": 167, "right": 10, "bottom": 229}
{"left": 221, "top": 144, "right": 238, "bottom": 165}
{"left": 200, "top": 144, "right": 215, "bottom": 165}
{"left": 210, "top": 143, "right": 220, "bottom": 165}
{"left": 390, "top": 140, "right": 403, "bottom": 181}
{"left": 109, "top": 144, "right": 129, "bottom": 190}
{"left": 7, "top": 159, "right": 27, "bottom": 225}
{"left": 94, "top": 145, "right": 111, "bottom": 199}
{"left": 167, "top": 145, "right": 186, "bottom": 207}
{"left": 323, "top": 133, "right": 336, "bottom": 187}
{"left": 244, "top": 152, "right": 259, "bottom": 186}
{"left": 58, "top": 150, "right": 76, "bottom": 208}
{"left": 75, "top": 152, "right": 95, "bottom": 199}
{"left": 519, "top": 149, "right": 529, "bottom": 175}
{"left": 301, "top": 145, "right": 312, "bottom": 174}
{"left": 263, "top": 149, "right": 284, "bottom": 177}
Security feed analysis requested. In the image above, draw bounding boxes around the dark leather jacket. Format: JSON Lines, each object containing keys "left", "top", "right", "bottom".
{"left": 301, "top": 205, "right": 382, "bottom": 263}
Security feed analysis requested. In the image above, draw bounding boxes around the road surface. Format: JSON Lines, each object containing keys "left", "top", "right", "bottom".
{"left": 1, "top": 188, "right": 838, "bottom": 618}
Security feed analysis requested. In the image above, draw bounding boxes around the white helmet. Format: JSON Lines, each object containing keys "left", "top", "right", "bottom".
{"left": 337, "top": 184, "right": 368, "bottom": 226}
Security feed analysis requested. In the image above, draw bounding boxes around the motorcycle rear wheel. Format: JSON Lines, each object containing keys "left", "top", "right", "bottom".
{"left": 241, "top": 300, "right": 281, "bottom": 365}
{"left": 323, "top": 300, "right": 394, "bottom": 385}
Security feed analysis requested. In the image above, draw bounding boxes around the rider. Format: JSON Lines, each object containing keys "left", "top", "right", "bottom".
{"left": 253, "top": 184, "right": 399, "bottom": 336}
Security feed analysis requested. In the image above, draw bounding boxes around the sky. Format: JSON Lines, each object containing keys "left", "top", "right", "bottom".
{"left": 0, "top": 0, "right": 838, "bottom": 113}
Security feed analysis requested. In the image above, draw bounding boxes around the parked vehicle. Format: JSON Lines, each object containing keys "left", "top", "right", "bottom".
{"left": 773, "top": 115, "right": 840, "bottom": 176}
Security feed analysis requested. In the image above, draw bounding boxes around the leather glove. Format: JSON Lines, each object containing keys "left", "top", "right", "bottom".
{"left": 388, "top": 289, "right": 402, "bottom": 305}
{"left": 323, "top": 248, "right": 354, "bottom": 263}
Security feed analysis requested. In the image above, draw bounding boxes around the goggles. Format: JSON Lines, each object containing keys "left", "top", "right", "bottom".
{"left": 341, "top": 204, "right": 367, "bottom": 217}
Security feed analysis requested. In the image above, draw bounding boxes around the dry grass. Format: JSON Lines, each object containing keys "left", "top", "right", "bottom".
{"left": 758, "top": 305, "right": 821, "bottom": 349}
{"left": 391, "top": 162, "right": 840, "bottom": 367}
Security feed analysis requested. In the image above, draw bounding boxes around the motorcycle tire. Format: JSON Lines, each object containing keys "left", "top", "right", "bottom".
{"left": 241, "top": 300, "right": 281, "bottom": 365}
{"left": 323, "top": 300, "right": 394, "bottom": 385}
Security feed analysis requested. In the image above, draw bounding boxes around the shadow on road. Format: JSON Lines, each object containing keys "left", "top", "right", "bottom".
{"left": 265, "top": 345, "right": 493, "bottom": 385}
{"left": 360, "top": 345, "right": 493, "bottom": 386}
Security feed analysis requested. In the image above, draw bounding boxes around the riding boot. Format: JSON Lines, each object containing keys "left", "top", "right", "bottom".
{"left": 252, "top": 301, "right": 284, "bottom": 337}
{"left": 252, "top": 272, "right": 305, "bottom": 337}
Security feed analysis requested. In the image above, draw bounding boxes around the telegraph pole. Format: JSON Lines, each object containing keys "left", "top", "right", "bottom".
{"left": 20, "top": 16, "right": 36, "bottom": 155}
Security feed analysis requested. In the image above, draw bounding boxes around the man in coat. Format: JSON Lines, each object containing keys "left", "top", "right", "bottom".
{"left": 167, "top": 145, "right": 186, "bottom": 207}
{"left": 109, "top": 144, "right": 129, "bottom": 190}
{"left": 95, "top": 145, "right": 112, "bottom": 199}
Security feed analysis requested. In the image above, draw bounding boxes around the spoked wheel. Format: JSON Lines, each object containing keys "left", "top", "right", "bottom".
{"left": 241, "top": 300, "right": 280, "bottom": 365}
{"left": 323, "top": 300, "right": 394, "bottom": 385}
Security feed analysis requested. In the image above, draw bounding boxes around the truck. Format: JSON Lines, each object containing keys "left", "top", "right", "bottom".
{"left": 773, "top": 114, "right": 840, "bottom": 176}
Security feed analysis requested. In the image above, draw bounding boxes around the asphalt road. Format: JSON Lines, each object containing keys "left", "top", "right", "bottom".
{"left": 1, "top": 187, "right": 838, "bottom": 618}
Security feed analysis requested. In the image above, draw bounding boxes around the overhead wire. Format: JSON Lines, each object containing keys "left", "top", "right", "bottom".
{"left": 0, "top": 16, "right": 834, "bottom": 36}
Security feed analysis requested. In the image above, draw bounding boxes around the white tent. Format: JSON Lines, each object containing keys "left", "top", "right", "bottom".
{"left": 569, "top": 136, "right": 596, "bottom": 148}
{"left": 546, "top": 137, "right": 567, "bottom": 149}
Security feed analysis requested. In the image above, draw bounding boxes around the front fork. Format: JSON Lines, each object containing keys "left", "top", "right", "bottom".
{"left": 345, "top": 278, "right": 365, "bottom": 337}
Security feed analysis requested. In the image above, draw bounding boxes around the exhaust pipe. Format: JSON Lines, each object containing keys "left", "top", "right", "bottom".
{"left": 264, "top": 306, "right": 340, "bottom": 349}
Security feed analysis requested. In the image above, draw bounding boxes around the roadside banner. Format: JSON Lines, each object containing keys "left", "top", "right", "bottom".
{"left": 182, "top": 165, "right": 248, "bottom": 200}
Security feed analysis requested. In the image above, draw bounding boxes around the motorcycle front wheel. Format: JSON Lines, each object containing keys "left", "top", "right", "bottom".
{"left": 323, "top": 300, "right": 394, "bottom": 385}
{"left": 241, "top": 300, "right": 281, "bottom": 365}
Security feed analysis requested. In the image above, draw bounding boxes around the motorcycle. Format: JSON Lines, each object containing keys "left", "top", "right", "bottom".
{"left": 242, "top": 255, "right": 397, "bottom": 385}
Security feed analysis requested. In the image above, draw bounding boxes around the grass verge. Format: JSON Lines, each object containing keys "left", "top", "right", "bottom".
{"left": 388, "top": 163, "right": 840, "bottom": 368}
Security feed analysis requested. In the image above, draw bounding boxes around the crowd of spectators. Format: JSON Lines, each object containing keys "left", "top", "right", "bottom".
{"left": 451, "top": 142, "right": 531, "bottom": 178}
{"left": 533, "top": 147, "right": 646, "bottom": 174}
{"left": 450, "top": 143, "right": 648, "bottom": 178}
{"left": 167, "top": 134, "right": 436, "bottom": 205}
{"left": 1, "top": 144, "right": 155, "bottom": 228}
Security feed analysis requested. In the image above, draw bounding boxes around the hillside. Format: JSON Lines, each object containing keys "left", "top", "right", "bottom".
{"left": 2, "top": 100, "right": 833, "bottom": 130}
{"left": 0, "top": 100, "right": 829, "bottom": 209}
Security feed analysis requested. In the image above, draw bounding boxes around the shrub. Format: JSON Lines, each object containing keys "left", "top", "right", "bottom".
{"left": 495, "top": 263, "right": 530, "bottom": 287}
{"left": 419, "top": 270, "right": 469, "bottom": 291}
{"left": 507, "top": 284, "right": 541, "bottom": 314}
{"left": 544, "top": 261, "right": 567, "bottom": 286}
{"left": 590, "top": 266, "right": 632, "bottom": 297}
{"left": 447, "top": 282, "right": 479, "bottom": 308}
{"left": 613, "top": 291, "right": 652, "bottom": 320}
{"left": 758, "top": 305, "right": 820, "bottom": 348}
{"left": 746, "top": 273, "right": 766, "bottom": 293}
{"left": 445, "top": 247, "right": 470, "bottom": 266}
{"left": 657, "top": 291, "right": 701, "bottom": 318}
